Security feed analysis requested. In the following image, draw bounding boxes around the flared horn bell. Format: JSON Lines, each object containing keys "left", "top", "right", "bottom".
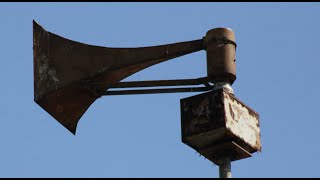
{"left": 33, "top": 20, "right": 205, "bottom": 134}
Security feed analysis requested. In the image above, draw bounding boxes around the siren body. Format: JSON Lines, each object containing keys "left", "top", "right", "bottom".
{"left": 33, "top": 20, "right": 236, "bottom": 134}
{"left": 204, "top": 28, "right": 236, "bottom": 84}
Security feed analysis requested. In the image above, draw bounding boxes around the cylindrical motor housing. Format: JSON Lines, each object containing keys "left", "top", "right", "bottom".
{"left": 204, "top": 28, "right": 236, "bottom": 84}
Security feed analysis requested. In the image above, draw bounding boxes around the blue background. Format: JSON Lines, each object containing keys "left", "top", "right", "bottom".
{"left": 0, "top": 3, "right": 319, "bottom": 177}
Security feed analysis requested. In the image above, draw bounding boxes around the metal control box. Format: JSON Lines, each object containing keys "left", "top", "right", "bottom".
{"left": 180, "top": 89, "right": 261, "bottom": 164}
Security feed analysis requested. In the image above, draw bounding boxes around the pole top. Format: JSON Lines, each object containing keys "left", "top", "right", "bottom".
{"left": 205, "top": 27, "right": 235, "bottom": 43}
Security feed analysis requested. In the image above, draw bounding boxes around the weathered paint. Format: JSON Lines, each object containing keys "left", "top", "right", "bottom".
{"left": 181, "top": 90, "right": 225, "bottom": 142}
{"left": 180, "top": 89, "right": 261, "bottom": 164}
{"left": 204, "top": 28, "right": 237, "bottom": 85}
{"left": 224, "top": 93, "right": 261, "bottom": 151}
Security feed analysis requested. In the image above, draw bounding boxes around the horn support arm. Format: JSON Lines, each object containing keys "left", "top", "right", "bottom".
{"left": 99, "top": 77, "right": 213, "bottom": 96}
{"left": 92, "top": 77, "right": 210, "bottom": 88}
{"left": 103, "top": 86, "right": 213, "bottom": 96}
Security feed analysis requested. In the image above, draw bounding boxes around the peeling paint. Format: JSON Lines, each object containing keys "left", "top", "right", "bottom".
{"left": 181, "top": 89, "right": 261, "bottom": 164}
{"left": 224, "top": 93, "right": 261, "bottom": 151}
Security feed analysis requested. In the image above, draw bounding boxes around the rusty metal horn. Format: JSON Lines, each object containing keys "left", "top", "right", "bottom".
{"left": 33, "top": 20, "right": 209, "bottom": 134}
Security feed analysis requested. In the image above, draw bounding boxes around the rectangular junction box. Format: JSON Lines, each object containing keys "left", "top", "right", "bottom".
{"left": 180, "top": 89, "right": 261, "bottom": 165}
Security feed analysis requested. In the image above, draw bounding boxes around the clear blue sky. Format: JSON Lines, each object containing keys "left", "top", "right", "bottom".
{"left": 0, "top": 2, "right": 319, "bottom": 178}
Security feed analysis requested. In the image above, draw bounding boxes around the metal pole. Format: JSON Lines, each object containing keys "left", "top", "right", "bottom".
{"left": 214, "top": 81, "right": 233, "bottom": 178}
{"left": 219, "top": 157, "right": 232, "bottom": 178}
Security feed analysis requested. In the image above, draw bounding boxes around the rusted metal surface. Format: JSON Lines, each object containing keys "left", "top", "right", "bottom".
{"left": 181, "top": 89, "right": 226, "bottom": 148}
{"left": 33, "top": 20, "right": 205, "bottom": 134}
{"left": 204, "top": 28, "right": 237, "bottom": 85}
{"left": 180, "top": 89, "right": 261, "bottom": 164}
